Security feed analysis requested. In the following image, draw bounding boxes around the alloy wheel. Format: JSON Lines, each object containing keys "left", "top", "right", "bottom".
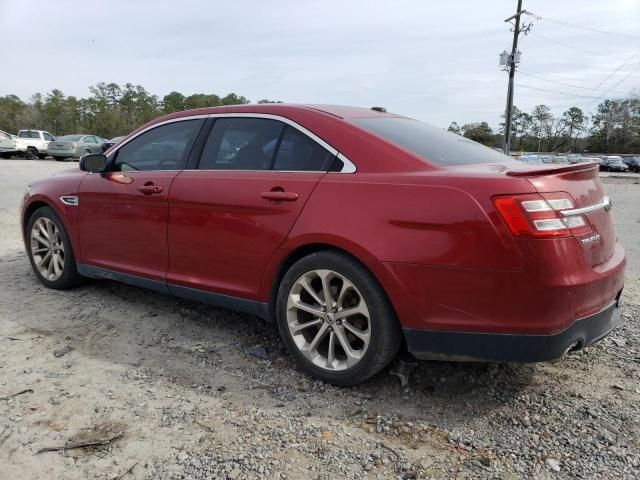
{"left": 30, "top": 217, "right": 65, "bottom": 281}
{"left": 286, "top": 269, "right": 371, "bottom": 371}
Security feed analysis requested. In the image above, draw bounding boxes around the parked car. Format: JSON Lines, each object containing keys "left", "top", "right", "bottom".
{"left": 47, "top": 134, "right": 106, "bottom": 161}
{"left": 101, "top": 136, "right": 125, "bottom": 152}
{"left": 622, "top": 155, "right": 640, "bottom": 173}
{"left": 20, "top": 104, "right": 625, "bottom": 385}
{"left": 0, "top": 129, "right": 17, "bottom": 158}
{"left": 599, "top": 156, "right": 629, "bottom": 172}
{"left": 15, "top": 129, "right": 55, "bottom": 159}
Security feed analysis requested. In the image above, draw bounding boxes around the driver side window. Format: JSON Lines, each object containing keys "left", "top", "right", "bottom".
{"left": 113, "top": 119, "right": 201, "bottom": 172}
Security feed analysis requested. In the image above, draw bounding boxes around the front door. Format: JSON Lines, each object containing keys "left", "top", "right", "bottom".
{"left": 77, "top": 118, "right": 203, "bottom": 281}
{"left": 167, "top": 116, "right": 336, "bottom": 300}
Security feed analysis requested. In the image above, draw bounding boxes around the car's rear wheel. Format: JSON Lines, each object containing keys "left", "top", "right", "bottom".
{"left": 276, "top": 251, "right": 401, "bottom": 385}
{"left": 26, "top": 147, "right": 38, "bottom": 160}
{"left": 26, "top": 207, "right": 81, "bottom": 289}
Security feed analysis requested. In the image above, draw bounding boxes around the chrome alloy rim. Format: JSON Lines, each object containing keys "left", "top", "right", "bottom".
{"left": 286, "top": 269, "right": 371, "bottom": 371}
{"left": 30, "top": 217, "right": 65, "bottom": 281}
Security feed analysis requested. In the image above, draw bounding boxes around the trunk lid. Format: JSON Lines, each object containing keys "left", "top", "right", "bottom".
{"left": 513, "top": 162, "right": 615, "bottom": 267}
{"left": 53, "top": 142, "right": 74, "bottom": 149}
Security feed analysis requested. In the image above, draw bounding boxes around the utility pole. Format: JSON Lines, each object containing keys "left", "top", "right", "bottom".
{"left": 501, "top": 0, "right": 530, "bottom": 155}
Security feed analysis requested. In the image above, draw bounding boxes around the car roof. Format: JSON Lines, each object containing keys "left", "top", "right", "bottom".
{"left": 156, "top": 103, "right": 404, "bottom": 122}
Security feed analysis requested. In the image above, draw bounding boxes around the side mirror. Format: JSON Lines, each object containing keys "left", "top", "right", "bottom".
{"left": 80, "top": 154, "right": 107, "bottom": 173}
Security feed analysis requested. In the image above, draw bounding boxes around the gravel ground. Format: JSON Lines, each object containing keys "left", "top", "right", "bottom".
{"left": 0, "top": 159, "right": 638, "bottom": 479}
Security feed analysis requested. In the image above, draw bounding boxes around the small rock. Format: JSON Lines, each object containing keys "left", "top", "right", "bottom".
{"left": 546, "top": 458, "right": 561, "bottom": 472}
{"left": 53, "top": 345, "right": 73, "bottom": 358}
{"left": 246, "top": 345, "right": 270, "bottom": 361}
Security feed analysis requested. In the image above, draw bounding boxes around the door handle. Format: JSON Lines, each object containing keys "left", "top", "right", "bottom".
{"left": 138, "top": 184, "right": 163, "bottom": 195}
{"left": 260, "top": 191, "right": 298, "bottom": 202}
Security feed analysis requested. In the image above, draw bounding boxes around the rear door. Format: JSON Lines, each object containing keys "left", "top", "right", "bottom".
{"left": 78, "top": 118, "right": 203, "bottom": 281}
{"left": 167, "top": 116, "right": 336, "bottom": 300}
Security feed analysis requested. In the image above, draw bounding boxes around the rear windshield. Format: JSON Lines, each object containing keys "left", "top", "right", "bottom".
{"left": 18, "top": 130, "right": 40, "bottom": 138}
{"left": 57, "top": 135, "right": 83, "bottom": 141}
{"left": 351, "top": 117, "right": 509, "bottom": 166}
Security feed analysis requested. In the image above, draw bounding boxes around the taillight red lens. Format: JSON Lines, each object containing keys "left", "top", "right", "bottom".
{"left": 493, "top": 193, "right": 592, "bottom": 238}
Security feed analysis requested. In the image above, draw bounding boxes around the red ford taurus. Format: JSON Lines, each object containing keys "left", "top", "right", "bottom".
{"left": 21, "top": 104, "right": 625, "bottom": 385}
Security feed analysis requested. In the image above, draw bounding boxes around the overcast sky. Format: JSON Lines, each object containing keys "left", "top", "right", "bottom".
{"left": 1, "top": 0, "right": 638, "bottom": 128}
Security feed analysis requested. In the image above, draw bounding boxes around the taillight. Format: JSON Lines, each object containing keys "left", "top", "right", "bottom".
{"left": 493, "top": 193, "right": 591, "bottom": 238}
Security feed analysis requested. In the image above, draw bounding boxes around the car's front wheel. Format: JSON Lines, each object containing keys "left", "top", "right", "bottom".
{"left": 26, "top": 207, "right": 81, "bottom": 289}
{"left": 276, "top": 251, "right": 401, "bottom": 385}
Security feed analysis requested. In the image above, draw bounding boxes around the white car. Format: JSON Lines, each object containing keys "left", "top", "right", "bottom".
{"left": 0, "top": 129, "right": 17, "bottom": 158}
{"left": 15, "top": 129, "right": 55, "bottom": 159}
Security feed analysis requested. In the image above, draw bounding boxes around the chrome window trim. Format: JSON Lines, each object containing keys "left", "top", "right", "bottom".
{"left": 107, "top": 112, "right": 357, "bottom": 174}
{"left": 560, "top": 196, "right": 612, "bottom": 217}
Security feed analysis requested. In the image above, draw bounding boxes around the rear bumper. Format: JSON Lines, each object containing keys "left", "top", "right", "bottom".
{"left": 404, "top": 295, "right": 621, "bottom": 362}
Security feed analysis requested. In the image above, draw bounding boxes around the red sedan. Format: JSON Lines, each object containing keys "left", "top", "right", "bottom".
{"left": 21, "top": 104, "right": 625, "bottom": 385}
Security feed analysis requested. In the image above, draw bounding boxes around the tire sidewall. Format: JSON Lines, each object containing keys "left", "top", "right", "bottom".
{"left": 276, "top": 251, "right": 399, "bottom": 385}
{"left": 26, "top": 207, "right": 78, "bottom": 289}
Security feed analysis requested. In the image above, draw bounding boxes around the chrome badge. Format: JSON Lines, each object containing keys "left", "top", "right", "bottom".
{"left": 581, "top": 234, "right": 601, "bottom": 245}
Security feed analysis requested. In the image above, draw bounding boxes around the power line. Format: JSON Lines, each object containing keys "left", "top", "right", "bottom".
{"left": 528, "top": 31, "right": 626, "bottom": 62}
{"left": 515, "top": 83, "right": 613, "bottom": 100}
{"left": 526, "top": 13, "right": 640, "bottom": 40}
{"left": 518, "top": 69, "right": 631, "bottom": 95}
{"left": 592, "top": 49, "right": 640, "bottom": 90}
{"left": 594, "top": 62, "right": 640, "bottom": 100}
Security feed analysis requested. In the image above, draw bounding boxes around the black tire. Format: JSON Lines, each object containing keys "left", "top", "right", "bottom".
{"left": 26, "top": 147, "right": 38, "bottom": 160}
{"left": 276, "top": 250, "right": 402, "bottom": 385}
{"left": 26, "top": 206, "right": 81, "bottom": 290}
{"left": 0, "top": 153, "right": 11, "bottom": 159}
{"left": 37, "top": 153, "right": 47, "bottom": 159}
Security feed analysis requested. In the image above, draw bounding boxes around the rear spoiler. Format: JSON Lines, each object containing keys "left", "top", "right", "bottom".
{"left": 506, "top": 162, "right": 598, "bottom": 177}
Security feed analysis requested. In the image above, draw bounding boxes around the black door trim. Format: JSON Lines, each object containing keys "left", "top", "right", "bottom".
{"left": 77, "top": 264, "right": 269, "bottom": 319}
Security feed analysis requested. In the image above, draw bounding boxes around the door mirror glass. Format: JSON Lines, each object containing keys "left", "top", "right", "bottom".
{"left": 80, "top": 153, "right": 107, "bottom": 173}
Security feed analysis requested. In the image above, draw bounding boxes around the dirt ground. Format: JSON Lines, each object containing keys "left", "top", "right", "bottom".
{"left": 1, "top": 159, "right": 638, "bottom": 479}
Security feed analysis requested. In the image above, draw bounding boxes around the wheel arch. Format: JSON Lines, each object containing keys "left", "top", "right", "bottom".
{"left": 22, "top": 200, "right": 51, "bottom": 238}
{"left": 22, "top": 196, "right": 81, "bottom": 262}
{"left": 265, "top": 241, "right": 396, "bottom": 325}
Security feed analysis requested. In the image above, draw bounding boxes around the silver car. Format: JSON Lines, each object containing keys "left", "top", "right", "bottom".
{"left": 47, "top": 134, "right": 106, "bottom": 161}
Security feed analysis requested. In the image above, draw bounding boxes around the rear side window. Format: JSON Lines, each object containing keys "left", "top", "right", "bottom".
{"left": 43, "top": 133, "right": 55, "bottom": 141}
{"left": 18, "top": 131, "right": 40, "bottom": 139}
{"left": 198, "top": 118, "right": 283, "bottom": 170}
{"left": 273, "top": 127, "right": 334, "bottom": 171}
{"left": 113, "top": 119, "right": 201, "bottom": 172}
{"left": 351, "top": 117, "right": 508, "bottom": 166}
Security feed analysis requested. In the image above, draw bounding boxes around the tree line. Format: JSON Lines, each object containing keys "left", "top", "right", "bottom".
{"left": 1, "top": 82, "right": 638, "bottom": 153}
{"left": 448, "top": 96, "right": 640, "bottom": 154}
{"left": 0, "top": 82, "right": 279, "bottom": 139}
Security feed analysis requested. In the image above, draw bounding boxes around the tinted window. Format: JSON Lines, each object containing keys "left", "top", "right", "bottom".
{"left": 58, "top": 135, "right": 83, "bottom": 141}
{"left": 18, "top": 130, "right": 40, "bottom": 139}
{"left": 198, "top": 118, "right": 283, "bottom": 170}
{"left": 273, "top": 127, "right": 334, "bottom": 171}
{"left": 113, "top": 120, "right": 200, "bottom": 172}
{"left": 351, "top": 117, "right": 508, "bottom": 166}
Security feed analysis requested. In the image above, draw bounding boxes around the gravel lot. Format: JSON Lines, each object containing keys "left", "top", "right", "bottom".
{"left": 1, "top": 159, "right": 639, "bottom": 480}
